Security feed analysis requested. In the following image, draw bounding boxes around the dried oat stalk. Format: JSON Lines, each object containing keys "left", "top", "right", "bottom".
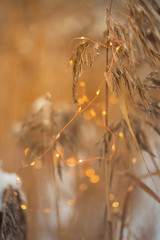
{"left": 71, "top": 40, "right": 102, "bottom": 105}
{"left": 0, "top": 186, "right": 27, "bottom": 240}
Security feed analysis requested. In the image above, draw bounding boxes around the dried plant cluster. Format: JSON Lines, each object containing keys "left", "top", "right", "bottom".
{"left": 69, "top": 0, "right": 160, "bottom": 239}
{"left": 1, "top": 0, "right": 160, "bottom": 240}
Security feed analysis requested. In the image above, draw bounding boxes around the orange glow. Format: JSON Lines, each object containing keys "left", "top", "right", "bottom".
{"left": 112, "top": 202, "right": 119, "bottom": 208}
{"left": 79, "top": 183, "right": 88, "bottom": 191}
{"left": 112, "top": 144, "right": 116, "bottom": 152}
{"left": 17, "top": 175, "right": 20, "bottom": 181}
{"left": 66, "top": 158, "right": 77, "bottom": 167}
{"left": 30, "top": 161, "right": 35, "bottom": 166}
{"left": 56, "top": 153, "right": 60, "bottom": 158}
{"left": 16, "top": 36, "right": 124, "bottom": 183}
{"left": 109, "top": 193, "right": 115, "bottom": 201}
{"left": 79, "top": 81, "right": 86, "bottom": 87}
{"left": 96, "top": 89, "right": 100, "bottom": 95}
{"left": 69, "top": 59, "right": 73, "bottom": 65}
{"left": 21, "top": 204, "right": 27, "bottom": 210}
{"left": 109, "top": 41, "right": 113, "bottom": 46}
{"left": 132, "top": 157, "right": 137, "bottom": 164}
{"left": 119, "top": 132, "right": 124, "bottom": 138}
{"left": 78, "top": 159, "right": 83, "bottom": 163}
{"left": 90, "top": 109, "right": 96, "bottom": 118}
{"left": 85, "top": 168, "right": 95, "bottom": 177}
{"left": 116, "top": 46, "right": 120, "bottom": 51}
{"left": 67, "top": 199, "right": 75, "bottom": 205}
{"left": 56, "top": 133, "right": 60, "bottom": 139}
{"left": 90, "top": 175, "right": 100, "bottom": 183}
{"left": 128, "top": 185, "right": 134, "bottom": 192}
{"left": 102, "top": 110, "right": 107, "bottom": 116}
{"left": 14, "top": 192, "right": 18, "bottom": 196}
{"left": 24, "top": 148, "right": 29, "bottom": 156}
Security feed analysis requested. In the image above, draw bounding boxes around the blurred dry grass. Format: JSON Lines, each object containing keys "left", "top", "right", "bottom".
{"left": 0, "top": 0, "right": 160, "bottom": 240}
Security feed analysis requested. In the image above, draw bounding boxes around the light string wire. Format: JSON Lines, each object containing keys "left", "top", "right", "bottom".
{"left": 16, "top": 36, "right": 124, "bottom": 212}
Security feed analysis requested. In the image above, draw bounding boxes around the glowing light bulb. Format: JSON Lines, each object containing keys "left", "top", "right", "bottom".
{"left": 109, "top": 41, "right": 113, "bottom": 46}
{"left": 69, "top": 59, "right": 73, "bottom": 65}
{"left": 102, "top": 110, "right": 107, "bottom": 116}
{"left": 30, "top": 161, "right": 35, "bottom": 166}
{"left": 21, "top": 204, "right": 27, "bottom": 210}
{"left": 112, "top": 201, "right": 119, "bottom": 208}
{"left": 78, "top": 159, "right": 83, "bottom": 163}
{"left": 56, "top": 133, "right": 60, "bottom": 140}
{"left": 85, "top": 168, "right": 95, "bottom": 177}
{"left": 77, "top": 106, "right": 82, "bottom": 113}
{"left": 90, "top": 175, "right": 100, "bottom": 183}
{"left": 119, "top": 132, "right": 124, "bottom": 138}
{"left": 96, "top": 89, "right": 100, "bottom": 95}
{"left": 116, "top": 46, "right": 120, "bottom": 51}
{"left": 81, "top": 37, "right": 85, "bottom": 39}
{"left": 24, "top": 148, "right": 29, "bottom": 156}
{"left": 56, "top": 153, "right": 60, "bottom": 158}
{"left": 79, "top": 81, "right": 86, "bottom": 87}
{"left": 112, "top": 144, "right": 116, "bottom": 152}
{"left": 17, "top": 175, "right": 20, "bottom": 181}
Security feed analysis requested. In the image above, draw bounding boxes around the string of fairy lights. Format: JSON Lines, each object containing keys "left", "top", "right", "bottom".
{"left": 15, "top": 36, "right": 135, "bottom": 215}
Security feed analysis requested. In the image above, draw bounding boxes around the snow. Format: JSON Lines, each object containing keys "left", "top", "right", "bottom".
{"left": 0, "top": 168, "right": 19, "bottom": 211}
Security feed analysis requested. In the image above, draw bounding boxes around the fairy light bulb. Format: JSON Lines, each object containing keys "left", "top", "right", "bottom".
{"left": 21, "top": 204, "right": 27, "bottom": 210}
{"left": 112, "top": 144, "right": 116, "bottom": 152}
{"left": 90, "top": 175, "right": 100, "bottom": 183}
{"left": 85, "top": 168, "right": 95, "bottom": 177}
{"left": 17, "top": 175, "right": 20, "bottom": 181}
{"left": 119, "top": 132, "right": 124, "bottom": 138}
{"left": 24, "top": 148, "right": 29, "bottom": 156}
{"left": 56, "top": 153, "right": 60, "bottom": 158}
{"left": 79, "top": 81, "right": 86, "bottom": 87}
{"left": 109, "top": 41, "right": 113, "bottom": 46}
{"left": 96, "top": 89, "right": 100, "bottom": 95}
{"left": 30, "top": 161, "right": 35, "bottom": 166}
{"left": 56, "top": 133, "right": 60, "bottom": 140}
{"left": 69, "top": 59, "right": 73, "bottom": 65}
{"left": 78, "top": 159, "right": 83, "bottom": 163}
{"left": 102, "top": 110, "right": 107, "bottom": 116}
{"left": 77, "top": 106, "right": 82, "bottom": 113}
{"left": 112, "top": 201, "right": 119, "bottom": 208}
{"left": 116, "top": 46, "right": 120, "bottom": 51}
{"left": 81, "top": 37, "right": 85, "bottom": 39}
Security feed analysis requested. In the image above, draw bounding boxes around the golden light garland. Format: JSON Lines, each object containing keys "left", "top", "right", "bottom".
{"left": 16, "top": 36, "right": 124, "bottom": 212}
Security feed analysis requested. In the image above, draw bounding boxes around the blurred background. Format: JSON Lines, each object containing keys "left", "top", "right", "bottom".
{"left": 0, "top": 0, "right": 160, "bottom": 240}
